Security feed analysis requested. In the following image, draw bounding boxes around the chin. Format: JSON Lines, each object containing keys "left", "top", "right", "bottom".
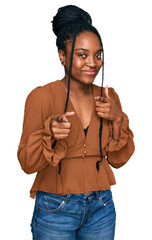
{"left": 83, "top": 76, "right": 96, "bottom": 84}
{"left": 72, "top": 75, "right": 96, "bottom": 85}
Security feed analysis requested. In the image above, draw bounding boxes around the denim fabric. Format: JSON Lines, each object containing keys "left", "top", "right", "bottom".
{"left": 30, "top": 189, "right": 116, "bottom": 239}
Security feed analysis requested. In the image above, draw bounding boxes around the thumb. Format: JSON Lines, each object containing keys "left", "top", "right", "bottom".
{"left": 105, "top": 85, "right": 110, "bottom": 98}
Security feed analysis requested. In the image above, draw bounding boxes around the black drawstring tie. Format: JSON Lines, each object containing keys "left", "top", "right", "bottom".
{"left": 96, "top": 100, "right": 104, "bottom": 171}
{"left": 51, "top": 140, "right": 62, "bottom": 174}
{"left": 58, "top": 161, "right": 61, "bottom": 174}
{"left": 96, "top": 58, "right": 104, "bottom": 171}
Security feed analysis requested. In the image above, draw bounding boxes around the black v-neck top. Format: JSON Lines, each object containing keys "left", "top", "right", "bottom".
{"left": 84, "top": 125, "right": 89, "bottom": 137}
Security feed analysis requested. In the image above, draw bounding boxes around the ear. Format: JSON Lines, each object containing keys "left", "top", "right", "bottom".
{"left": 58, "top": 49, "right": 66, "bottom": 65}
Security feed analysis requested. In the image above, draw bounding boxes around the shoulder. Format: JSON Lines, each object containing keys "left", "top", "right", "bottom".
{"left": 107, "top": 87, "right": 122, "bottom": 109}
{"left": 108, "top": 87, "right": 120, "bottom": 99}
{"left": 25, "top": 86, "right": 48, "bottom": 107}
{"left": 93, "top": 83, "right": 119, "bottom": 98}
{"left": 25, "top": 80, "right": 59, "bottom": 104}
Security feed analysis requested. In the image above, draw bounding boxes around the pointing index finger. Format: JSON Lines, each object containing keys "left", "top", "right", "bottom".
{"left": 61, "top": 111, "right": 75, "bottom": 122}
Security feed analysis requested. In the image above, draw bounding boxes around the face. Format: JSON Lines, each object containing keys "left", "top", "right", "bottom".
{"left": 59, "top": 31, "right": 103, "bottom": 85}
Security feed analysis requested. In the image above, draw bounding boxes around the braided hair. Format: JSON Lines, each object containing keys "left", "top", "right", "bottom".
{"left": 51, "top": 5, "right": 104, "bottom": 174}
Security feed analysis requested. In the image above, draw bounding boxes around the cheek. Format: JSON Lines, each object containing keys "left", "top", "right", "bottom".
{"left": 96, "top": 61, "right": 103, "bottom": 72}
{"left": 98, "top": 60, "right": 103, "bottom": 68}
{"left": 72, "top": 58, "right": 84, "bottom": 70}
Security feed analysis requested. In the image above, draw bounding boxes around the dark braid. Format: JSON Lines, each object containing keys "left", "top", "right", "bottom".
{"left": 58, "top": 33, "right": 78, "bottom": 174}
{"left": 96, "top": 52, "right": 104, "bottom": 170}
{"left": 51, "top": 5, "right": 104, "bottom": 174}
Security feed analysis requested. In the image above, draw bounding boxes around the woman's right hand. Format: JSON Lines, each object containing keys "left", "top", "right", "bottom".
{"left": 50, "top": 111, "right": 75, "bottom": 141}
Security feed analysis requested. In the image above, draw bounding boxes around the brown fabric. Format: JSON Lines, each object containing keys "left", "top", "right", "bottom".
{"left": 17, "top": 80, "right": 135, "bottom": 199}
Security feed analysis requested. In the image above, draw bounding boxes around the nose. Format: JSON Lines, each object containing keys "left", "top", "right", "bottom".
{"left": 86, "top": 56, "right": 96, "bottom": 68}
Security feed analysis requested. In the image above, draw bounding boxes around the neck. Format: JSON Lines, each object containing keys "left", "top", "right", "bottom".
{"left": 60, "top": 77, "right": 93, "bottom": 98}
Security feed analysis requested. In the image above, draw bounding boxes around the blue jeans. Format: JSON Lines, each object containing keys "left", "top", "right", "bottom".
{"left": 30, "top": 189, "right": 116, "bottom": 239}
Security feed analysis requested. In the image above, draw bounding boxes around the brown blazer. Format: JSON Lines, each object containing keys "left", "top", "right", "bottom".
{"left": 17, "top": 80, "right": 135, "bottom": 199}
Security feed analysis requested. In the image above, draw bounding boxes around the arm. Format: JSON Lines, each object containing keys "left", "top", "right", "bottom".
{"left": 17, "top": 87, "right": 67, "bottom": 174}
{"left": 105, "top": 87, "right": 135, "bottom": 168}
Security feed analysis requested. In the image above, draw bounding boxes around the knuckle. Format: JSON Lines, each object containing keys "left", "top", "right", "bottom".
{"left": 51, "top": 120, "right": 56, "bottom": 127}
{"left": 107, "top": 108, "right": 110, "bottom": 114}
{"left": 52, "top": 128, "right": 57, "bottom": 135}
{"left": 53, "top": 134, "right": 57, "bottom": 140}
{"left": 67, "top": 122, "right": 71, "bottom": 128}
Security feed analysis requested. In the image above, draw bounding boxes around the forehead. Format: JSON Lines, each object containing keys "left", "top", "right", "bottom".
{"left": 67, "top": 31, "right": 101, "bottom": 51}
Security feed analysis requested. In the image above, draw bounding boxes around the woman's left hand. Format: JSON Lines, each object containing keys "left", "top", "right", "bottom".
{"left": 94, "top": 86, "right": 123, "bottom": 124}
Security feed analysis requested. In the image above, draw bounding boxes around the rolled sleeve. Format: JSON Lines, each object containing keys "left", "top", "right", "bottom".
{"left": 106, "top": 112, "right": 130, "bottom": 152}
{"left": 105, "top": 87, "right": 135, "bottom": 168}
{"left": 17, "top": 87, "right": 67, "bottom": 174}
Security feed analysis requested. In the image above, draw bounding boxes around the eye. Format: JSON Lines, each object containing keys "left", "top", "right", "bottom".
{"left": 78, "top": 53, "right": 87, "bottom": 58}
{"left": 95, "top": 53, "right": 102, "bottom": 59}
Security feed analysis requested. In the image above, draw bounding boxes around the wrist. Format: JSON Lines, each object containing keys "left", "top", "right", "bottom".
{"left": 112, "top": 113, "right": 123, "bottom": 126}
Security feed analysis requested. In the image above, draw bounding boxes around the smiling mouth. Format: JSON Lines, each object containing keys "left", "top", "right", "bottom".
{"left": 82, "top": 71, "right": 97, "bottom": 75}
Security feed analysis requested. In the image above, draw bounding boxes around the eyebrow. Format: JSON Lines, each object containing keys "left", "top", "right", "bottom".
{"left": 75, "top": 48, "right": 102, "bottom": 52}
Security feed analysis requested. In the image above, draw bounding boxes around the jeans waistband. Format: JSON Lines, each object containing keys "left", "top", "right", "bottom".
{"left": 37, "top": 189, "right": 111, "bottom": 203}
{"left": 66, "top": 190, "right": 110, "bottom": 202}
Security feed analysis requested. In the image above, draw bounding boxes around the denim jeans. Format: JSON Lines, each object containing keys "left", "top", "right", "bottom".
{"left": 30, "top": 189, "right": 116, "bottom": 239}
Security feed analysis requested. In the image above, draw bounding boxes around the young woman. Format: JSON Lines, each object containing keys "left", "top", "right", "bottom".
{"left": 17, "top": 5, "right": 135, "bottom": 240}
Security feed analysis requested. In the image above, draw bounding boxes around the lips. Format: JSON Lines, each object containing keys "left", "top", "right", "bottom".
{"left": 82, "top": 70, "right": 97, "bottom": 75}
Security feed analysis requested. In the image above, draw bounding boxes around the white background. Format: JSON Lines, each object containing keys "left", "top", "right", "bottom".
{"left": 0, "top": 0, "right": 151, "bottom": 239}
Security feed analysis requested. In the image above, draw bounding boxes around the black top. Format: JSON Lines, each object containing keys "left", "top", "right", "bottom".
{"left": 83, "top": 125, "right": 89, "bottom": 138}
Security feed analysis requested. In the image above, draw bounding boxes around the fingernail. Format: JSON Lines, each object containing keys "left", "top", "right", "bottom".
{"left": 94, "top": 96, "right": 99, "bottom": 99}
{"left": 63, "top": 118, "right": 68, "bottom": 122}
